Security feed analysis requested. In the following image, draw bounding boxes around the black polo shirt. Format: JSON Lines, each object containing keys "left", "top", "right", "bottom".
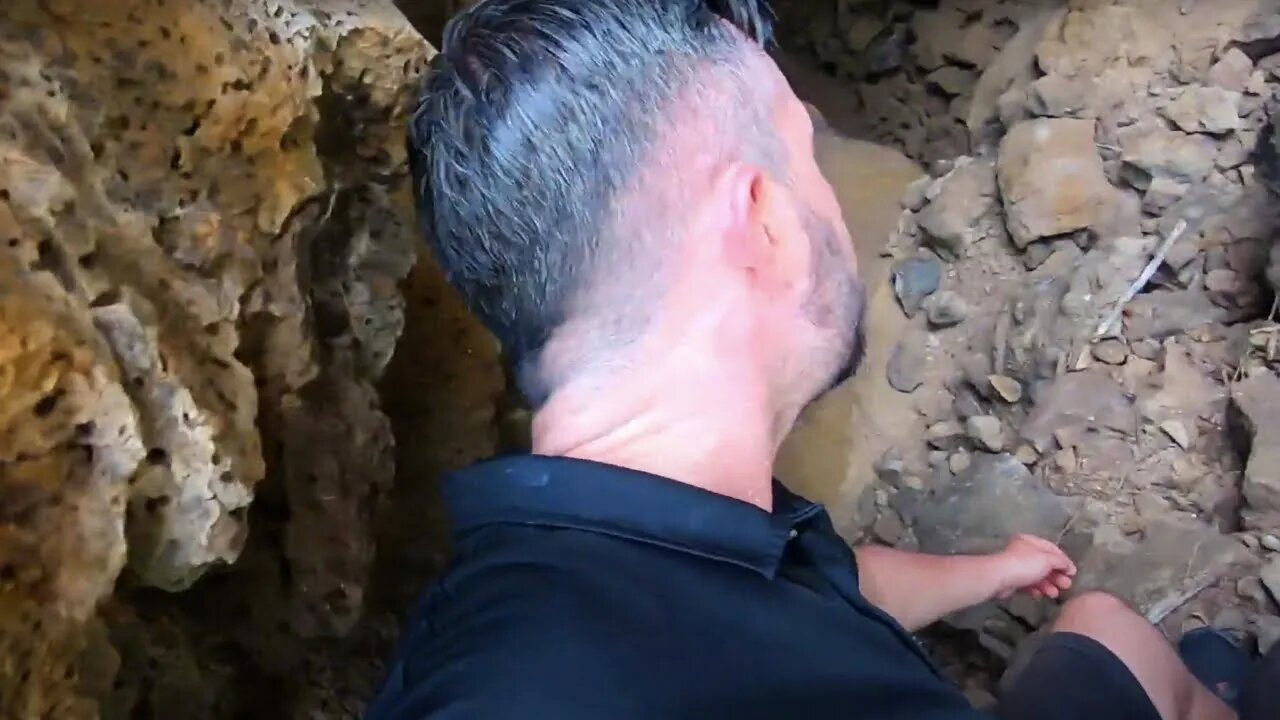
{"left": 367, "top": 455, "right": 990, "bottom": 719}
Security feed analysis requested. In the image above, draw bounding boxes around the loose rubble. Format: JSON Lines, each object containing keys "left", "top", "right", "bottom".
{"left": 783, "top": 0, "right": 1280, "bottom": 696}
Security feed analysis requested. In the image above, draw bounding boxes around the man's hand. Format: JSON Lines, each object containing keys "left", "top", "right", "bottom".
{"left": 856, "top": 535, "right": 1078, "bottom": 630}
{"left": 987, "top": 534, "right": 1077, "bottom": 601}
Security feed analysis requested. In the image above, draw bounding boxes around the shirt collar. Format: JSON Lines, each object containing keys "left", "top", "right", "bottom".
{"left": 444, "top": 455, "right": 821, "bottom": 578}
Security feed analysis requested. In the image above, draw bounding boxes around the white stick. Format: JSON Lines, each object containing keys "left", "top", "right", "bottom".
{"left": 1094, "top": 219, "right": 1189, "bottom": 338}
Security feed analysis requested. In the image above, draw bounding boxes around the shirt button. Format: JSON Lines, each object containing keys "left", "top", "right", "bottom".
{"left": 788, "top": 529, "right": 798, "bottom": 540}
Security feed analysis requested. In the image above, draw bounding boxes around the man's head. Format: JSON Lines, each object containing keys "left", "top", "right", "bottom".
{"left": 410, "top": 0, "right": 865, "bottom": 416}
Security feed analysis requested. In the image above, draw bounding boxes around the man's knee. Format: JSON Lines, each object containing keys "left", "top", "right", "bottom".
{"left": 1055, "top": 591, "right": 1137, "bottom": 634}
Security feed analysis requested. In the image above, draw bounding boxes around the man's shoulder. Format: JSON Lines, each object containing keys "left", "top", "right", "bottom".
{"left": 369, "top": 536, "right": 645, "bottom": 719}
{"left": 416, "top": 523, "right": 671, "bottom": 656}
{"left": 434, "top": 526, "right": 634, "bottom": 626}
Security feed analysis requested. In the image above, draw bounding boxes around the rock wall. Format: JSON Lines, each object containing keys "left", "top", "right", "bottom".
{"left": 0, "top": 0, "right": 433, "bottom": 715}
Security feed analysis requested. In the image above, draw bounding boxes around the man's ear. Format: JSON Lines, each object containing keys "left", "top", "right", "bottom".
{"left": 704, "top": 162, "right": 808, "bottom": 297}
{"left": 742, "top": 169, "right": 809, "bottom": 298}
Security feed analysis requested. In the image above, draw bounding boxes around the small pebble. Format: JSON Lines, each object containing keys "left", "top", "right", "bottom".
{"left": 1247, "top": 69, "right": 1270, "bottom": 96}
{"left": 1250, "top": 329, "right": 1275, "bottom": 350}
{"left": 1213, "top": 607, "right": 1248, "bottom": 634}
{"left": 1208, "top": 47, "right": 1254, "bottom": 92}
{"left": 1163, "top": 233, "right": 1200, "bottom": 271}
{"left": 923, "top": 291, "right": 969, "bottom": 328}
{"left": 1130, "top": 338, "right": 1161, "bottom": 360}
{"left": 1181, "top": 616, "right": 1209, "bottom": 635}
{"left": 928, "top": 449, "right": 951, "bottom": 469}
{"left": 1262, "top": 534, "right": 1280, "bottom": 552}
{"left": 988, "top": 374, "right": 1023, "bottom": 403}
{"left": 892, "top": 257, "right": 942, "bottom": 317}
{"left": 966, "top": 415, "right": 1004, "bottom": 452}
{"left": 1022, "top": 242, "right": 1055, "bottom": 270}
{"left": 1160, "top": 419, "right": 1192, "bottom": 450}
{"left": 952, "top": 388, "right": 985, "bottom": 419}
{"left": 1237, "top": 576, "right": 1269, "bottom": 606}
{"left": 1013, "top": 444, "right": 1039, "bottom": 465}
{"left": 927, "top": 421, "right": 965, "bottom": 449}
{"left": 915, "top": 388, "right": 954, "bottom": 423}
{"left": 1091, "top": 339, "right": 1129, "bottom": 365}
{"left": 1052, "top": 446, "right": 1077, "bottom": 472}
{"left": 1205, "top": 268, "right": 1238, "bottom": 294}
{"left": 901, "top": 175, "right": 933, "bottom": 211}
{"left": 873, "top": 511, "right": 905, "bottom": 545}
{"left": 1205, "top": 249, "right": 1230, "bottom": 273}
{"left": 1261, "top": 556, "right": 1280, "bottom": 603}
{"left": 887, "top": 332, "right": 927, "bottom": 394}
{"left": 874, "top": 448, "right": 905, "bottom": 486}
{"left": 949, "top": 451, "right": 971, "bottom": 474}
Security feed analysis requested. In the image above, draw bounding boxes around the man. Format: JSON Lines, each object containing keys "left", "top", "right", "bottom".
{"left": 369, "top": 1, "right": 1236, "bottom": 718}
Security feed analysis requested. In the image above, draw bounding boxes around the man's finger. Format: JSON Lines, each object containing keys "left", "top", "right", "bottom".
{"left": 1022, "top": 535, "right": 1077, "bottom": 572}
{"left": 1049, "top": 552, "right": 1077, "bottom": 576}
{"left": 1033, "top": 543, "right": 1077, "bottom": 575}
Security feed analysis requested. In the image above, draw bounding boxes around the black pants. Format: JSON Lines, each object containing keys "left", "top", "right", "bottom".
{"left": 998, "top": 631, "right": 1280, "bottom": 720}
{"left": 996, "top": 633, "right": 1161, "bottom": 720}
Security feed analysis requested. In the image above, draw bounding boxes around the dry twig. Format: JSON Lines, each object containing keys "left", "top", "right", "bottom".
{"left": 1094, "top": 219, "right": 1189, "bottom": 338}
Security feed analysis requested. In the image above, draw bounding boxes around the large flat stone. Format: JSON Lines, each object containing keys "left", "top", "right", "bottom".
{"left": 1072, "top": 518, "right": 1249, "bottom": 622}
{"left": 1020, "top": 368, "right": 1136, "bottom": 453}
{"left": 894, "top": 453, "right": 1076, "bottom": 555}
{"left": 998, "top": 118, "right": 1111, "bottom": 248}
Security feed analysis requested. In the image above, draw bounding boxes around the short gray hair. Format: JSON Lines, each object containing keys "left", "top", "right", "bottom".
{"left": 409, "top": 0, "right": 779, "bottom": 403}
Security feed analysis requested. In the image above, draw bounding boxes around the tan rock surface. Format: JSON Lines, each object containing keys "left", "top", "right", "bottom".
{"left": 0, "top": 0, "right": 430, "bottom": 713}
{"left": 997, "top": 118, "right": 1110, "bottom": 247}
{"left": 775, "top": 122, "right": 924, "bottom": 537}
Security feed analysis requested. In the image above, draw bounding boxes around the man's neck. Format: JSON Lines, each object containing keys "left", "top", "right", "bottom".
{"left": 530, "top": 362, "right": 779, "bottom": 512}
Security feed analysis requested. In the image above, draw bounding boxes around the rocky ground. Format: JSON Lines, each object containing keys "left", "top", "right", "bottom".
{"left": 778, "top": 0, "right": 1280, "bottom": 701}
{"left": 9, "top": 0, "right": 1280, "bottom": 717}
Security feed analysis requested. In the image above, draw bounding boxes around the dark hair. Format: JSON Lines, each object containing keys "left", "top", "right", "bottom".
{"left": 408, "top": 0, "right": 774, "bottom": 402}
